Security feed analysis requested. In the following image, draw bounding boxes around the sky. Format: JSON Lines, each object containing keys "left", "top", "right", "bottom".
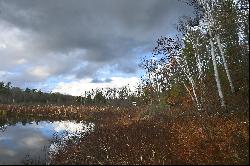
{"left": 0, "top": 0, "right": 193, "bottom": 96}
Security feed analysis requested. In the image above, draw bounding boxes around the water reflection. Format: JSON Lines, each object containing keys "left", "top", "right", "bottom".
{"left": 0, "top": 120, "right": 94, "bottom": 165}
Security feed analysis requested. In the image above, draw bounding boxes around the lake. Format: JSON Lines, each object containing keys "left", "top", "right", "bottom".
{"left": 0, "top": 120, "right": 95, "bottom": 165}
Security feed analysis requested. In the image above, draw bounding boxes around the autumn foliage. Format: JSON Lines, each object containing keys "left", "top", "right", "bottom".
{"left": 46, "top": 103, "right": 249, "bottom": 165}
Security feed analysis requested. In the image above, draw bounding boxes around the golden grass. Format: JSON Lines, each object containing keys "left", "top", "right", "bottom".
{"left": 0, "top": 103, "right": 248, "bottom": 165}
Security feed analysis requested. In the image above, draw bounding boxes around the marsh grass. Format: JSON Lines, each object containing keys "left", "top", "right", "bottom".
{"left": 0, "top": 103, "right": 248, "bottom": 165}
{"left": 21, "top": 145, "right": 49, "bottom": 165}
{"left": 51, "top": 107, "right": 249, "bottom": 165}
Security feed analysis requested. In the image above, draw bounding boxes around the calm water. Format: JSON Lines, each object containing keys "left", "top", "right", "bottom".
{"left": 0, "top": 120, "right": 95, "bottom": 165}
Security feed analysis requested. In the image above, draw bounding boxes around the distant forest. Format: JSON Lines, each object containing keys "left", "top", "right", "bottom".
{"left": 0, "top": 81, "right": 143, "bottom": 106}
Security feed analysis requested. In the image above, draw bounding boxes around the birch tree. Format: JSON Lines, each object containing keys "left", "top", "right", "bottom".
{"left": 194, "top": 0, "right": 226, "bottom": 107}
{"left": 152, "top": 36, "right": 203, "bottom": 110}
{"left": 215, "top": 35, "right": 235, "bottom": 93}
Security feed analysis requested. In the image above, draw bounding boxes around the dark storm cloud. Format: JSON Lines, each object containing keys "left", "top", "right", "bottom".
{"left": 0, "top": 0, "right": 193, "bottom": 83}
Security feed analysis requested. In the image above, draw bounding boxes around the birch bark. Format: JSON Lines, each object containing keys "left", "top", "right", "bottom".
{"left": 200, "top": 0, "right": 226, "bottom": 107}
{"left": 209, "top": 36, "right": 226, "bottom": 107}
{"left": 216, "top": 35, "right": 235, "bottom": 93}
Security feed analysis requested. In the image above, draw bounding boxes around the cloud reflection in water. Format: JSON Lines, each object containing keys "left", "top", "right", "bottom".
{"left": 0, "top": 120, "right": 94, "bottom": 164}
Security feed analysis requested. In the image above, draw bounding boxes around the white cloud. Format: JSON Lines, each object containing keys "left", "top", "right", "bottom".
{"left": 20, "top": 134, "right": 47, "bottom": 148}
{"left": 0, "top": 21, "right": 29, "bottom": 51}
{"left": 52, "top": 120, "right": 94, "bottom": 134}
{"left": 0, "top": 149, "right": 16, "bottom": 157}
{"left": 0, "top": 70, "right": 17, "bottom": 81}
{"left": 0, "top": 43, "right": 7, "bottom": 49}
{"left": 15, "top": 58, "right": 27, "bottom": 64}
{"left": 53, "top": 76, "right": 141, "bottom": 96}
{"left": 0, "top": 0, "right": 194, "bottom": 92}
{"left": 28, "top": 66, "right": 51, "bottom": 79}
{"left": 0, "top": 70, "right": 7, "bottom": 77}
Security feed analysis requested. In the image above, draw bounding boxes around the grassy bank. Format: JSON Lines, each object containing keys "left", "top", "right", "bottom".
{"left": 50, "top": 107, "right": 249, "bottom": 165}
{"left": 0, "top": 104, "right": 249, "bottom": 165}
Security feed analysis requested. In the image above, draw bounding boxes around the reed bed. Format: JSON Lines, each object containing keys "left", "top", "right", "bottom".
{"left": 0, "top": 104, "right": 248, "bottom": 165}
{"left": 51, "top": 110, "right": 249, "bottom": 165}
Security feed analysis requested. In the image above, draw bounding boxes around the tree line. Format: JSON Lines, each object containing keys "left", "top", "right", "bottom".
{"left": 140, "top": 0, "right": 249, "bottom": 111}
{"left": 0, "top": 81, "right": 76, "bottom": 104}
{"left": 0, "top": 81, "right": 146, "bottom": 106}
{"left": 1, "top": 0, "right": 248, "bottom": 110}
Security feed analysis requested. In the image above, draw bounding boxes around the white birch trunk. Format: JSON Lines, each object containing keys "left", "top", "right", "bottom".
{"left": 183, "top": 82, "right": 196, "bottom": 103}
{"left": 216, "top": 35, "right": 235, "bottom": 93}
{"left": 195, "top": 38, "right": 203, "bottom": 79}
{"left": 194, "top": 38, "right": 206, "bottom": 105}
{"left": 183, "top": 54, "right": 202, "bottom": 110}
{"left": 199, "top": 0, "right": 226, "bottom": 107}
{"left": 155, "top": 73, "right": 161, "bottom": 102}
{"left": 176, "top": 57, "right": 202, "bottom": 111}
{"left": 189, "top": 77, "right": 201, "bottom": 110}
{"left": 209, "top": 36, "right": 226, "bottom": 107}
